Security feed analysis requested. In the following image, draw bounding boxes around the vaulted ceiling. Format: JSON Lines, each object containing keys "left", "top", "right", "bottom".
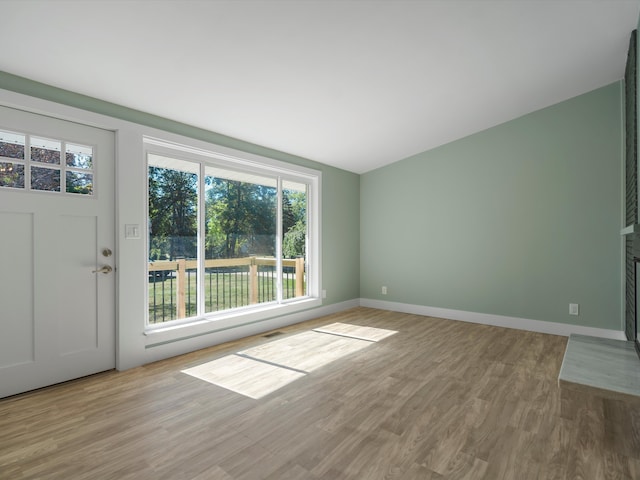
{"left": 2, "top": 1, "right": 639, "bottom": 173}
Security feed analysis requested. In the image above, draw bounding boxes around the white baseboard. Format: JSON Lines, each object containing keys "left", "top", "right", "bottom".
{"left": 138, "top": 297, "right": 625, "bottom": 368}
{"left": 360, "top": 298, "right": 627, "bottom": 340}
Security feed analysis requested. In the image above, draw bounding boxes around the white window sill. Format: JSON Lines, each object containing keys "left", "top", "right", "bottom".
{"left": 144, "top": 297, "right": 322, "bottom": 347}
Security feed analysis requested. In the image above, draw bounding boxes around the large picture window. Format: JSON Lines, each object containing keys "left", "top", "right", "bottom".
{"left": 145, "top": 139, "right": 319, "bottom": 327}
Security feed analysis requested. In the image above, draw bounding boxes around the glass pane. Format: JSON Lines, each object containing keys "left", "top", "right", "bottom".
{"left": 0, "top": 162, "right": 25, "bottom": 188}
{"left": 31, "top": 137, "right": 61, "bottom": 165}
{"left": 0, "top": 131, "right": 25, "bottom": 160}
{"left": 31, "top": 166, "right": 60, "bottom": 191}
{"left": 66, "top": 143, "right": 93, "bottom": 169}
{"left": 204, "top": 165, "right": 277, "bottom": 314}
{"left": 66, "top": 171, "right": 93, "bottom": 195}
{"left": 147, "top": 157, "right": 199, "bottom": 323}
{"left": 282, "top": 181, "right": 307, "bottom": 299}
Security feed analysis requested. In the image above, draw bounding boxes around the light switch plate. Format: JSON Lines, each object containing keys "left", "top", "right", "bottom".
{"left": 125, "top": 224, "right": 141, "bottom": 239}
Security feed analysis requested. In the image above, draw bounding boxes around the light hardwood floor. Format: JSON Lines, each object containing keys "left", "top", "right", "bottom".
{"left": 1, "top": 307, "right": 638, "bottom": 479}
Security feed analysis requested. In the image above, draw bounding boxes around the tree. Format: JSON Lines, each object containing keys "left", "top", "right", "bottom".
{"left": 283, "top": 219, "right": 306, "bottom": 258}
{"left": 148, "top": 166, "right": 198, "bottom": 260}
{"left": 206, "top": 178, "right": 277, "bottom": 258}
{"left": 282, "top": 189, "right": 306, "bottom": 258}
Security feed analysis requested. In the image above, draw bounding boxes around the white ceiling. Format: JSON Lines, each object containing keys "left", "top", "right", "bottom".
{"left": 1, "top": 0, "right": 639, "bottom": 174}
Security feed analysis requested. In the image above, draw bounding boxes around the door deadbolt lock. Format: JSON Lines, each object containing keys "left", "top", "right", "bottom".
{"left": 102, "top": 248, "right": 113, "bottom": 257}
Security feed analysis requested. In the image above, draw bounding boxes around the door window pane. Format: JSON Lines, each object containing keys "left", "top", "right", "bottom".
{"left": 0, "top": 163, "right": 25, "bottom": 188}
{"left": 31, "top": 137, "right": 61, "bottom": 165}
{"left": 66, "top": 172, "right": 93, "bottom": 195}
{"left": 0, "top": 131, "right": 25, "bottom": 160}
{"left": 66, "top": 143, "right": 93, "bottom": 169}
{"left": 31, "top": 166, "right": 60, "bottom": 191}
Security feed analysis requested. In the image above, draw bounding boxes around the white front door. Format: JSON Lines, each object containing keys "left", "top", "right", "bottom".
{"left": 0, "top": 105, "right": 115, "bottom": 398}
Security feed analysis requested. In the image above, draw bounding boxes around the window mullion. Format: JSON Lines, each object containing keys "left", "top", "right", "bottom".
{"left": 25, "top": 134, "right": 31, "bottom": 190}
{"left": 197, "top": 162, "right": 206, "bottom": 316}
{"left": 276, "top": 177, "right": 283, "bottom": 303}
{"left": 61, "top": 141, "right": 66, "bottom": 193}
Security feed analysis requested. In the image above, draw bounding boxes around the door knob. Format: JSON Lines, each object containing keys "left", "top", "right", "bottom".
{"left": 92, "top": 265, "right": 113, "bottom": 274}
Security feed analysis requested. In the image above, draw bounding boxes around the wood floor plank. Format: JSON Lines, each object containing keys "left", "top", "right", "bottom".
{"left": 1, "top": 307, "right": 638, "bottom": 479}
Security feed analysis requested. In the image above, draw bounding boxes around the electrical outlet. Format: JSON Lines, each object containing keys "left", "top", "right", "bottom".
{"left": 322, "top": 289, "right": 327, "bottom": 299}
{"left": 381, "top": 286, "right": 387, "bottom": 295}
{"left": 569, "top": 303, "right": 579, "bottom": 316}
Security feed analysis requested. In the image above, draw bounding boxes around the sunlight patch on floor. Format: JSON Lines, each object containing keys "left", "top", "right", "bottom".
{"left": 181, "top": 323, "right": 398, "bottom": 399}
{"left": 312, "top": 322, "right": 397, "bottom": 342}
{"left": 238, "top": 331, "right": 372, "bottom": 372}
{"left": 182, "top": 355, "right": 305, "bottom": 399}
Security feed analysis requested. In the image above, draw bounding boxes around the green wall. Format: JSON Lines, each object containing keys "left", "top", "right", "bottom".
{"left": 322, "top": 167, "right": 360, "bottom": 301}
{"left": 361, "top": 82, "right": 623, "bottom": 330}
{"left": 0, "top": 70, "right": 361, "bottom": 306}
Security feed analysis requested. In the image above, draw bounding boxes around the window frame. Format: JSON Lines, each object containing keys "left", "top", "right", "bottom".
{"left": 0, "top": 128, "right": 96, "bottom": 196}
{"left": 143, "top": 136, "right": 321, "bottom": 335}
